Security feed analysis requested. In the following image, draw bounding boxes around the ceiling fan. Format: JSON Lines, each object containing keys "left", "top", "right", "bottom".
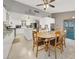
{"left": 36, "top": 0, "right": 55, "bottom": 10}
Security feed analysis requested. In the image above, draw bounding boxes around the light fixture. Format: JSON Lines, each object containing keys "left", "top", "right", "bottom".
{"left": 43, "top": 4, "right": 49, "bottom": 10}
{"left": 46, "top": 4, "right": 49, "bottom": 8}
{"left": 72, "top": 16, "right": 75, "bottom": 19}
{"left": 36, "top": 0, "right": 55, "bottom": 10}
{"left": 44, "top": 5, "right": 46, "bottom": 8}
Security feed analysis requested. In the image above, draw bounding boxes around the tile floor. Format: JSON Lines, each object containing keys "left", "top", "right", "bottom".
{"left": 8, "top": 35, "right": 75, "bottom": 59}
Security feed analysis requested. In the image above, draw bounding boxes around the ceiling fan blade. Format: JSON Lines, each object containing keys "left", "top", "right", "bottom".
{"left": 49, "top": 4, "right": 55, "bottom": 8}
{"left": 49, "top": 0, "right": 55, "bottom": 3}
{"left": 36, "top": 4, "right": 44, "bottom": 6}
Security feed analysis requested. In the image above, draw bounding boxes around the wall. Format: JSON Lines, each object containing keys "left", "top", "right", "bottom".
{"left": 51, "top": 11, "right": 75, "bottom": 29}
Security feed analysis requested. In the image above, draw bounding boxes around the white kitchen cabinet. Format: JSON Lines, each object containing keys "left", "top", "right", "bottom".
{"left": 16, "top": 27, "right": 33, "bottom": 40}
{"left": 3, "top": 31, "right": 14, "bottom": 59}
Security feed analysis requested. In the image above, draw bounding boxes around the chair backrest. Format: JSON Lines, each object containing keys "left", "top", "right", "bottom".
{"left": 54, "top": 31, "right": 61, "bottom": 43}
{"left": 62, "top": 32, "right": 66, "bottom": 41}
{"left": 58, "top": 33, "right": 66, "bottom": 43}
{"left": 55, "top": 31, "right": 61, "bottom": 37}
{"left": 55, "top": 30, "right": 66, "bottom": 44}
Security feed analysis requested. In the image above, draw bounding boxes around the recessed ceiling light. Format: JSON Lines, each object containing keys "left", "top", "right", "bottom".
{"left": 72, "top": 16, "right": 75, "bottom": 19}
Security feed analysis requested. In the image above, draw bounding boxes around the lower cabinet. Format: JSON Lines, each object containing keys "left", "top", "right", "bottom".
{"left": 3, "top": 31, "right": 14, "bottom": 59}
{"left": 64, "top": 19, "right": 75, "bottom": 40}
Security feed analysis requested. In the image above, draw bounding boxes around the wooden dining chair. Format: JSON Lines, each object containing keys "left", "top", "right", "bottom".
{"left": 56, "top": 34, "right": 64, "bottom": 53}
{"left": 62, "top": 32, "right": 66, "bottom": 48}
{"left": 60, "top": 30, "right": 66, "bottom": 48}
{"left": 50, "top": 31, "right": 65, "bottom": 53}
{"left": 32, "top": 31, "right": 45, "bottom": 57}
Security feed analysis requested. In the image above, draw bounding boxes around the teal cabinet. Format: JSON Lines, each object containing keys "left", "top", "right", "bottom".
{"left": 64, "top": 20, "right": 75, "bottom": 40}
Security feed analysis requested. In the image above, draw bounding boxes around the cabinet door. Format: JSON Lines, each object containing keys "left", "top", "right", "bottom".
{"left": 64, "top": 20, "right": 75, "bottom": 40}
{"left": 67, "top": 28, "right": 74, "bottom": 39}
{"left": 64, "top": 20, "right": 69, "bottom": 28}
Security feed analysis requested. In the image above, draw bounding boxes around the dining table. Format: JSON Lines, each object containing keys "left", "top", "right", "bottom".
{"left": 37, "top": 31, "right": 57, "bottom": 59}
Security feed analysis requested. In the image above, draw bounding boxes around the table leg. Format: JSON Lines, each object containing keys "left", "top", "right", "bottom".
{"left": 45, "top": 39, "right": 48, "bottom": 52}
{"left": 55, "top": 37, "right": 57, "bottom": 59}
{"left": 55, "top": 46, "right": 57, "bottom": 59}
{"left": 48, "top": 39, "right": 50, "bottom": 56}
